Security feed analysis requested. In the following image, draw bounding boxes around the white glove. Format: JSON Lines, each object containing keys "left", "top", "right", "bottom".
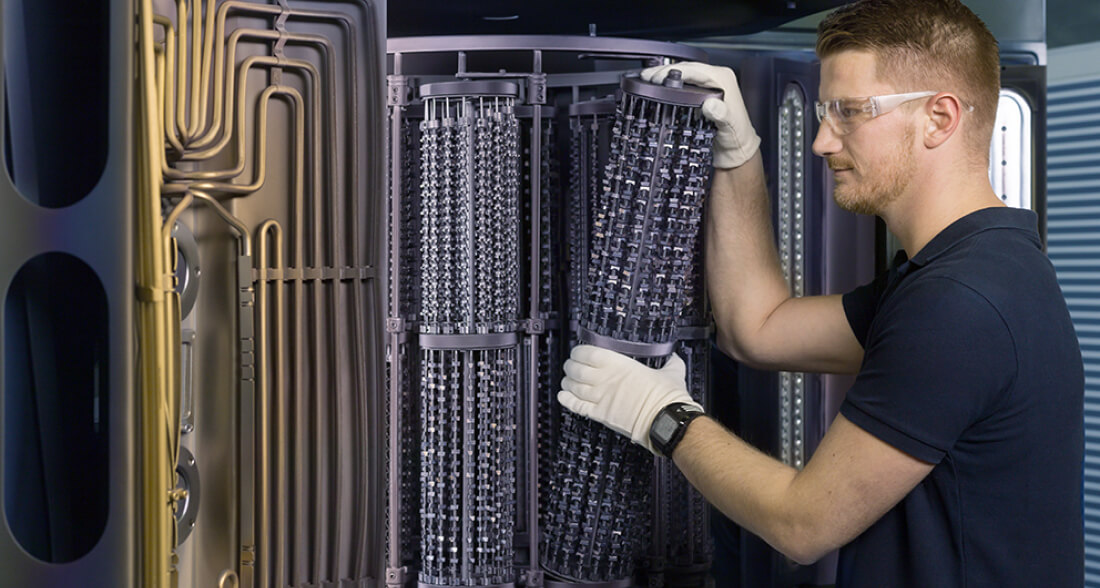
{"left": 558, "top": 344, "right": 702, "bottom": 455}
{"left": 642, "top": 62, "right": 761, "bottom": 169}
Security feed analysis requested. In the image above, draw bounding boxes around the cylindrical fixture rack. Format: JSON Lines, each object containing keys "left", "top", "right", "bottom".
{"left": 542, "top": 73, "right": 718, "bottom": 583}
{"left": 415, "top": 80, "right": 522, "bottom": 587}
{"left": 386, "top": 36, "right": 716, "bottom": 588}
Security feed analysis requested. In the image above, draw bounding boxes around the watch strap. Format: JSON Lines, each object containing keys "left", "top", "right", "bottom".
{"left": 650, "top": 402, "right": 705, "bottom": 458}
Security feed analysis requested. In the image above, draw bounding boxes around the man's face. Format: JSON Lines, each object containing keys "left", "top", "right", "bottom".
{"left": 813, "top": 51, "right": 920, "bottom": 216}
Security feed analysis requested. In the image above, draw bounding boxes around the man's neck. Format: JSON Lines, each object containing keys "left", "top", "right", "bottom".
{"left": 881, "top": 167, "right": 1005, "bottom": 258}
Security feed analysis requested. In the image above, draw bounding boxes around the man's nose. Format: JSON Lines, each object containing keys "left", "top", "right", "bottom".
{"left": 812, "top": 119, "right": 841, "bottom": 158}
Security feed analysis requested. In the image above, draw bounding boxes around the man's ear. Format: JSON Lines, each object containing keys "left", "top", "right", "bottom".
{"left": 923, "top": 93, "right": 963, "bottom": 149}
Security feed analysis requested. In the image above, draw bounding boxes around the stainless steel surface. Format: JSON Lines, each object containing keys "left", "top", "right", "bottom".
{"left": 0, "top": 0, "right": 137, "bottom": 584}
{"left": 145, "top": 0, "right": 386, "bottom": 586}
{"left": 990, "top": 88, "right": 1034, "bottom": 211}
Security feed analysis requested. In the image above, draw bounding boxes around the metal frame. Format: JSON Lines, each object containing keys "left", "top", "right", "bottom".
{"left": 387, "top": 34, "right": 718, "bottom": 588}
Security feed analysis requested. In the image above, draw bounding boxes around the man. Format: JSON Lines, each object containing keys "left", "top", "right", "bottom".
{"left": 557, "top": 0, "right": 1084, "bottom": 585}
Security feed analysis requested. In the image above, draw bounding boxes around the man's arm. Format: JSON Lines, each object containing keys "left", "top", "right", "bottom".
{"left": 673, "top": 413, "right": 934, "bottom": 564}
{"left": 643, "top": 62, "right": 863, "bottom": 374}
{"left": 707, "top": 153, "right": 863, "bottom": 374}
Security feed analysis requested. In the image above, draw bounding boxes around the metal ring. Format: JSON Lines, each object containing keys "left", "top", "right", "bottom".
{"left": 577, "top": 326, "right": 677, "bottom": 358}
{"left": 418, "top": 331, "right": 519, "bottom": 350}
{"left": 620, "top": 72, "right": 723, "bottom": 107}
{"left": 568, "top": 97, "right": 617, "bottom": 117}
{"left": 175, "top": 446, "right": 201, "bottom": 545}
{"left": 172, "top": 221, "right": 201, "bottom": 320}
{"left": 420, "top": 79, "right": 519, "bottom": 98}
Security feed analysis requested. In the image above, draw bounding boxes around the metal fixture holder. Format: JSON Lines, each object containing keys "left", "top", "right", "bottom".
{"left": 175, "top": 446, "right": 201, "bottom": 545}
{"left": 386, "top": 36, "right": 717, "bottom": 588}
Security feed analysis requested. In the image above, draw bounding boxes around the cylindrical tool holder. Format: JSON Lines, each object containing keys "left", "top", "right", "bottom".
{"left": 566, "top": 98, "right": 617, "bottom": 348}
{"left": 416, "top": 81, "right": 521, "bottom": 587}
{"left": 393, "top": 101, "right": 426, "bottom": 567}
{"left": 541, "top": 73, "right": 719, "bottom": 582}
{"left": 515, "top": 105, "right": 565, "bottom": 541}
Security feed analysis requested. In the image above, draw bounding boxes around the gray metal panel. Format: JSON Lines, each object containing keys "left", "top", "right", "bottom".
{"left": 152, "top": 0, "right": 387, "bottom": 586}
{"left": 1047, "top": 74, "right": 1100, "bottom": 588}
{"left": 0, "top": 0, "right": 136, "bottom": 585}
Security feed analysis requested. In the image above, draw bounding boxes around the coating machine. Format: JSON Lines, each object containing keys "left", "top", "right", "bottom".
{"left": 0, "top": 0, "right": 1045, "bottom": 587}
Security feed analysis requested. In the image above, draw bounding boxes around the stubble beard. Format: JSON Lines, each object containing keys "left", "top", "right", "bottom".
{"left": 831, "top": 127, "right": 917, "bottom": 216}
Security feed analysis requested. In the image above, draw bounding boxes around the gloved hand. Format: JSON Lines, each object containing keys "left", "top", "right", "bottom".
{"left": 558, "top": 344, "right": 702, "bottom": 455}
{"left": 642, "top": 62, "right": 761, "bottom": 169}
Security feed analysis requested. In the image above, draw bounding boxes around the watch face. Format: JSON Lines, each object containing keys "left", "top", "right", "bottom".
{"left": 652, "top": 412, "right": 679, "bottom": 442}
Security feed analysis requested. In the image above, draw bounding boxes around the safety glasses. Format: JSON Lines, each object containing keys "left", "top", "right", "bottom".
{"left": 814, "top": 91, "right": 937, "bottom": 136}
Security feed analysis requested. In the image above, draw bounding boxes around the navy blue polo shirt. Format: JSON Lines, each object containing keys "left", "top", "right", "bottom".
{"left": 836, "top": 207, "right": 1083, "bottom": 587}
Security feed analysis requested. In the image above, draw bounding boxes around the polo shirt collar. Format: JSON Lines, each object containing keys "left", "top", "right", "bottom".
{"left": 906, "top": 206, "right": 1040, "bottom": 268}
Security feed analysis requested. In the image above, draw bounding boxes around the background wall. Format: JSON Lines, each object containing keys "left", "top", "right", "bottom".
{"left": 1048, "top": 38, "right": 1100, "bottom": 588}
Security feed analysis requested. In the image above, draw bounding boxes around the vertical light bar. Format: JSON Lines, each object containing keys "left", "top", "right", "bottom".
{"left": 778, "top": 83, "right": 807, "bottom": 469}
{"left": 989, "top": 89, "right": 1033, "bottom": 211}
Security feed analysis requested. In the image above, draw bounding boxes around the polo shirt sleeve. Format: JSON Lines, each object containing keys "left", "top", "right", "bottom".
{"left": 839, "top": 276, "right": 1017, "bottom": 464}
{"left": 842, "top": 270, "right": 890, "bottom": 348}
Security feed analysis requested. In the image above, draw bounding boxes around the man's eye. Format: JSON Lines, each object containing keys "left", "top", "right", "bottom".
{"left": 839, "top": 106, "right": 861, "bottom": 119}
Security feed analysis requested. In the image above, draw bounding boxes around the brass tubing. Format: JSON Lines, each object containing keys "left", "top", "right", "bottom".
{"left": 174, "top": 0, "right": 190, "bottom": 143}
{"left": 138, "top": 0, "right": 176, "bottom": 585}
{"left": 162, "top": 56, "right": 318, "bottom": 180}
{"left": 189, "top": 1, "right": 355, "bottom": 151}
{"left": 308, "top": 85, "right": 328, "bottom": 582}
{"left": 184, "top": 0, "right": 204, "bottom": 140}
{"left": 194, "top": 0, "right": 217, "bottom": 141}
{"left": 167, "top": 0, "right": 211, "bottom": 143}
{"left": 254, "top": 220, "right": 280, "bottom": 588}
{"left": 301, "top": 39, "right": 340, "bottom": 581}
{"left": 255, "top": 244, "right": 269, "bottom": 588}
{"left": 162, "top": 82, "right": 307, "bottom": 198}
{"left": 161, "top": 193, "right": 195, "bottom": 244}
{"left": 289, "top": 81, "right": 308, "bottom": 586}
{"left": 285, "top": 75, "right": 306, "bottom": 586}
{"left": 187, "top": 190, "right": 251, "bottom": 256}
{"left": 150, "top": 2, "right": 367, "bottom": 580}
{"left": 168, "top": 25, "right": 336, "bottom": 164}
{"left": 152, "top": 16, "right": 185, "bottom": 156}
{"left": 257, "top": 220, "right": 287, "bottom": 587}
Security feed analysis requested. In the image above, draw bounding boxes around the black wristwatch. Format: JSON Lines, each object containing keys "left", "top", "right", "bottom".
{"left": 649, "top": 402, "right": 705, "bottom": 458}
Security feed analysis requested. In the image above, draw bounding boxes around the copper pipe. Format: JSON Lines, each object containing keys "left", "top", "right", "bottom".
{"left": 152, "top": 16, "right": 185, "bottom": 155}
{"left": 188, "top": 1, "right": 356, "bottom": 152}
{"left": 138, "top": 0, "right": 177, "bottom": 585}
{"left": 162, "top": 56, "right": 318, "bottom": 181}
{"left": 256, "top": 220, "right": 287, "bottom": 587}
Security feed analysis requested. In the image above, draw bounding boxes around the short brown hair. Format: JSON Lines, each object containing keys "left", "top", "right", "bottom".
{"left": 816, "top": 0, "right": 1000, "bottom": 159}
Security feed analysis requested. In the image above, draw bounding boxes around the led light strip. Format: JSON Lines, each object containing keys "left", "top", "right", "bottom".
{"left": 778, "top": 83, "right": 807, "bottom": 469}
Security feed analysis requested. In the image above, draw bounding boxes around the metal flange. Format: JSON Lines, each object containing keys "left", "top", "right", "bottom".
{"left": 619, "top": 70, "right": 722, "bottom": 107}
{"left": 420, "top": 79, "right": 519, "bottom": 98}
{"left": 174, "top": 446, "right": 201, "bottom": 545}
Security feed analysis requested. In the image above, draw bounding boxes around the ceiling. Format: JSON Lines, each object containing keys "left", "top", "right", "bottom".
{"left": 389, "top": 0, "right": 1100, "bottom": 52}
{"left": 387, "top": 0, "right": 848, "bottom": 39}
{"left": 1048, "top": 0, "right": 1100, "bottom": 48}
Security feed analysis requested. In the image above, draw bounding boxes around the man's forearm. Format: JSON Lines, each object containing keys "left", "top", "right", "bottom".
{"left": 672, "top": 415, "right": 829, "bottom": 564}
{"left": 706, "top": 153, "right": 795, "bottom": 363}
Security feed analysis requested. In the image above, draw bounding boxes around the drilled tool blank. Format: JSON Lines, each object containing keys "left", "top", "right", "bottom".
{"left": 541, "top": 73, "right": 718, "bottom": 582}
{"left": 416, "top": 83, "right": 521, "bottom": 586}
